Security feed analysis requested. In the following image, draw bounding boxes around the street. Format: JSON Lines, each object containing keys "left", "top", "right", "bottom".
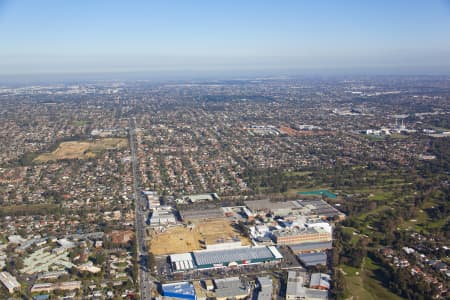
{"left": 129, "top": 117, "right": 153, "bottom": 300}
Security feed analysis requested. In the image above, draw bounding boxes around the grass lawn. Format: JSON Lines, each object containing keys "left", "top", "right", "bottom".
{"left": 356, "top": 205, "right": 390, "bottom": 221}
{"left": 284, "top": 171, "right": 312, "bottom": 177}
{"left": 341, "top": 227, "right": 363, "bottom": 245}
{"left": 285, "top": 186, "right": 332, "bottom": 197}
{"left": 368, "top": 191, "right": 395, "bottom": 201}
{"left": 425, "top": 217, "right": 449, "bottom": 229}
{"left": 340, "top": 257, "right": 404, "bottom": 300}
{"left": 72, "top": 120, "right": 88, "bottom": 126}
{"left": 389, "top": 133, "right": 409, "bottom": 139}
{"left": 401, "top": 209, "right": 428, "bottom": 230}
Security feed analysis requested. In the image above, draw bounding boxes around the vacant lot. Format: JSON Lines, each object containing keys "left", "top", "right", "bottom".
{"left": 194, "top": 219, "right": 251, "bottom": 246}
{"left": 150, "top": 226, "right": 200, "bottom": 255}
{"left": 150, "top": 219, "right": 250, "bottom": 255}
{"left": 34, "top": 138, "right": 127, "bottom": 162}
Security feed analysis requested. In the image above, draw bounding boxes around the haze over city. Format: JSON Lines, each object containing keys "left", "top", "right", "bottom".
{"left": 1, "top": 0, "right": 450, "bottom": 78}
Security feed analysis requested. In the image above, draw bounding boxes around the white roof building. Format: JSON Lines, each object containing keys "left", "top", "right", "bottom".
{"left": 0, "top": 271, "right": 21, "bottom": 294}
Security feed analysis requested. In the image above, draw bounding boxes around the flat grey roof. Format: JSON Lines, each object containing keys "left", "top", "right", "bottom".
{"left": 180, "top": 207, "right": 224, "bottom": 221}
{"left": 298, "top": 252, "right": 327, "bottom": 266}
{"left": 289, "top": 241, "right": 332, "bottom": 252}
{"left": 193, "top": 246, "right": 275, "bottom": 266}
{"left": 214, "top": 277, "right": 247, "bottom": 298}
{"left": 245, "top": 199, "right": 296, "bottom": 211}
{"left": 257, "top": 276, "right": 273, "bottom": 288}
{"left": 305, "top": 289, "right": 328, "bottom": 299}
{"left": 296, "top": 199, "right": 343, "bottom": 217}
{"left": 286, "top": 271, "right": 305, "bottom": 297}
{"left": 310, "top": 273, "right": 331, "bottom": 289}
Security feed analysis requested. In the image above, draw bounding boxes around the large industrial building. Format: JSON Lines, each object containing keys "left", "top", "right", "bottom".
{"left": 214, "top": 277, "right": 249, "bottom": 300}
{"left": 170, "top": 253, "right": 196, "bottom": 272}
{"left": 244, "top": 198, "right": 344, "bottom": 220}
{"left": 149, "top": 206, "right": 177, "bottom": 227}
{"left": 193, "top": 246, "right": 282, "bottom": 269}
{"left": 310, "top": 273, "right": 331, "bottom": 290}
{"left": 288, "top": 241, "right": 332, "bottom": 254}
{"left": 255, "top": 276, "right": 274, "bottom": 300}
{"left": 142, "top": 190, "right": 160, "bottom": 209}
{"left": 170, "top": 245, "right": 283, "bottom": 272}
{"left": 0, "top": 271, "right": 20, "bottom": 294}
{"left": 180, "top": 207, "right": 225, "bottom": 222}
{"left": 161, "top": 282, "right": 196, "bottom": 300}
{"left": 178, "top": 193, "right": 220, "bottom": 204}
{"left": 273, "top": 227, "right": 331, "bottom": 245}
{"left": 298, "top": 252, "right": 328, "bottom": 267}
{"left": 285, "top": 271, "right": 328, "bottom": 300}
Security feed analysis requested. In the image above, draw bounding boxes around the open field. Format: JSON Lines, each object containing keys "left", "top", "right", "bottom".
{"left": 193, "top": 219, "right": 251, "bottom": 246}
{"left": 340, "top": 258, "right": 403, "bottom": 300}
{"left": 150, "top": 219, "right": 251, "bottom": 255}
{"left": 284, "top": 171, "right": 312, "bottom": 177}
{"left": 150, "top": 226, "right": 199, "bottom": 255}
{"left": 34, "top": 138, "right": 127, "bottom": 162}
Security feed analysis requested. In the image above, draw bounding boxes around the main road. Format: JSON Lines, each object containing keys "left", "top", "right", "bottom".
{"left": 129, "top": 117, "right": 153, "bottom": 300}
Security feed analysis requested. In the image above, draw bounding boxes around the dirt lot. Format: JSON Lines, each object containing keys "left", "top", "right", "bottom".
{"left": 34, "top": 138, "right": 127, "bottom": 162}
{"left": 194, "top": 219, "right": 250, "bottom": 246}
{"left": 150, "top": 219, "right": 251, "bottom": 256}
{"left": 150, "top": 226, "right": 200, "bottom": 255}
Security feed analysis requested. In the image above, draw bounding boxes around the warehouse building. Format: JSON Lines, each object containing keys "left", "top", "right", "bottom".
{"left": 161, "top": 282, "right": 196, "bottom": 300}
{"left": 298, "top": 252, "right": 328, "bottom": 267}
{"left": 295, "top": 199, "right": 345, "bottom": 220}
{"left": 149, "top": 206, "right": 177, "bottom": 227}
{"left": 289, "top": 241, "right": 332, "bottom": 254}
{"left": 0, "top": 271, "right": 21, "bottom": 294}
{"left": 205, "top": 240, "right": 242, "bottom": 251}
{"left": 170, "top": 253, "right": 196, "bottom": 272}
{"left": 170, "top": 246, "right": 283, "bottom": 271}
{"left": 286, "top": 270, "right": 306, "bottom": 300}
{"left": 285, "top": 271, "right": 328, "bottom": 300}
{"left": 222, "top": 206, "right": 255, "bottom": 221}
{"left": 255, "top": 276, "right": 273, "bottom": 300}
{"left": 142, "top": 191, "right": 160, "bottom": 209}
{"left": 310, "top": 273, "right": 331, "bottom": 290}
{"left": 244, "top": 199, "right": 344, "bottom": 220}
{"left": 214, "top": 277, "right": 249, "bottom": 300}
{"left": 183, "top": 193, "right": 220, "bottom": 203}
{"left": 245, "top": 199, "right": 298, "bottom": 217}
{"left": 180, "top": 207, "right": 225, "bottom": 222}
{"left": 273, "top": 227, "right": 331, "bottom": 245}
{"left": 193, "top": 246, "right": 282, "bottom": 269}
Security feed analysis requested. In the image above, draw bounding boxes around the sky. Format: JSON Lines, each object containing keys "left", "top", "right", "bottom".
{"left": 1, "top": 0, "right": 450, "bottom": 77}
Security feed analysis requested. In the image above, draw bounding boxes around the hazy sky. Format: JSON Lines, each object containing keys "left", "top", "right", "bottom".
{"left": 1, "top": 0, "right": 450, "bottom": 76}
